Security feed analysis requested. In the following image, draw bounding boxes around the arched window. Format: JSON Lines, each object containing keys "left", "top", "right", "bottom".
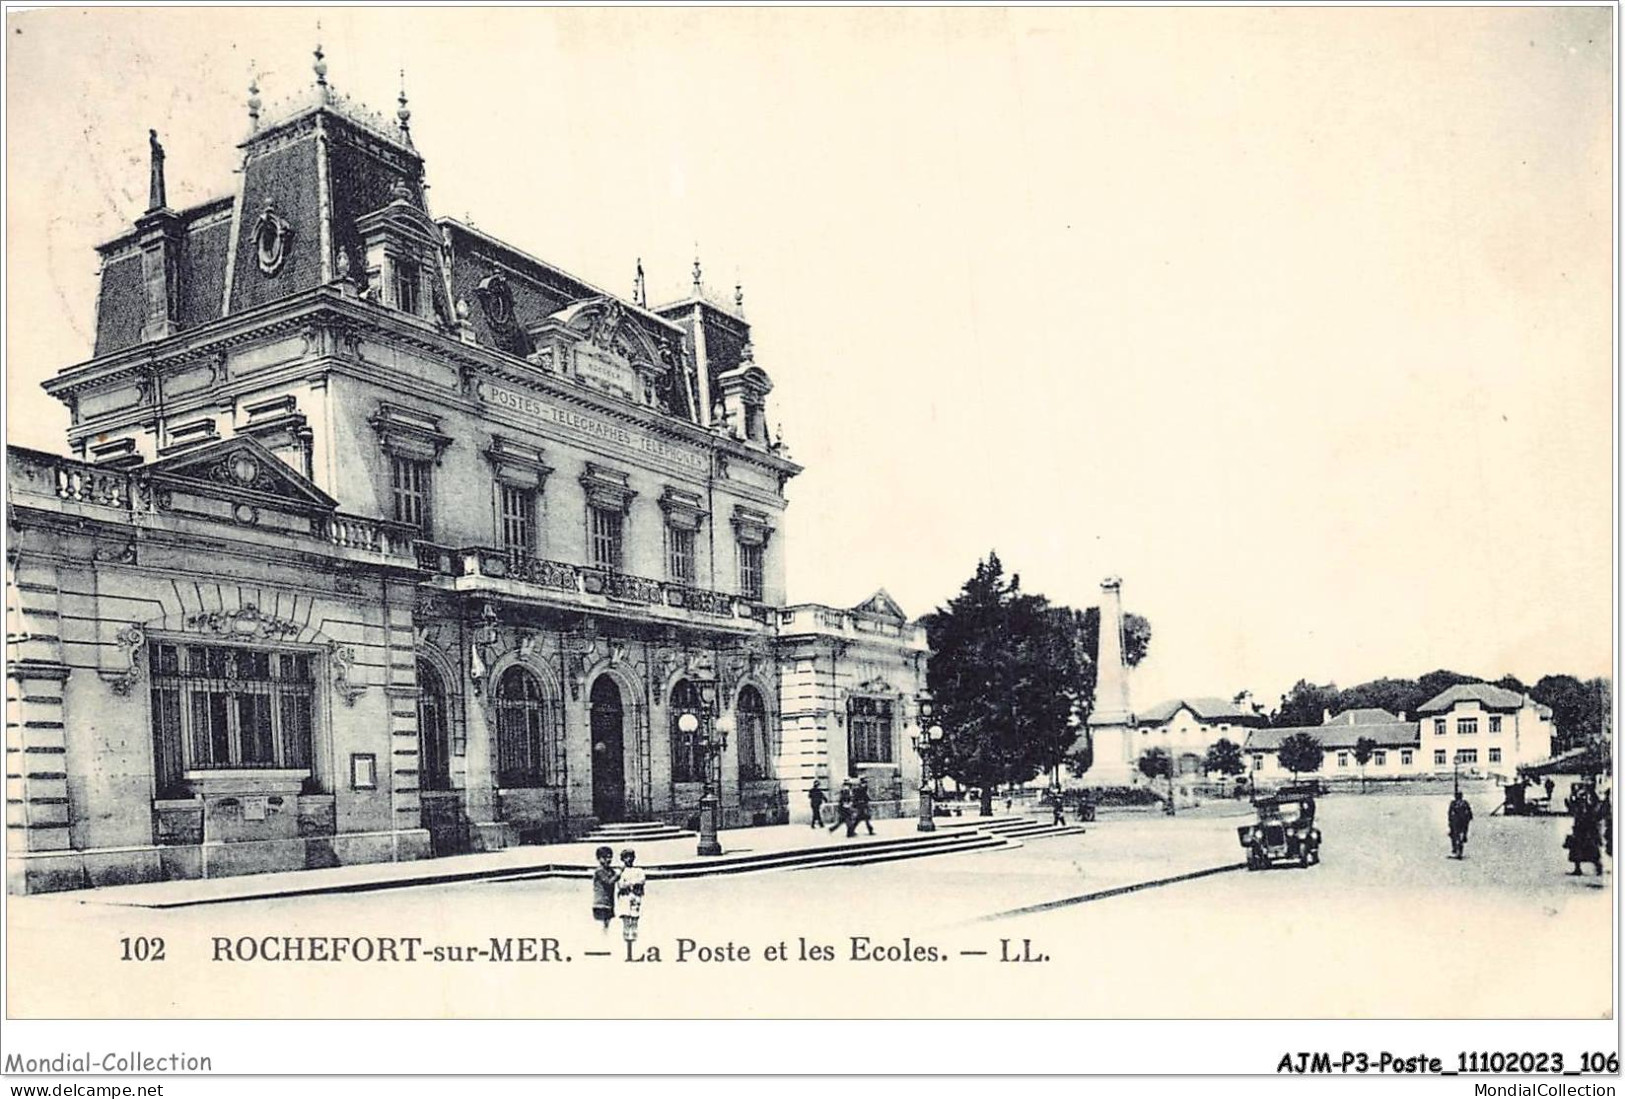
{"left": 417, "top": 659, "right": 451, "bottom": 791}
{"left": 737, "top": 686, "right": 770, "bottom": 781}
{"left": 496, "top": 666, "right": 553, "bottom": 787}
{"left": 670, "top": 679, "right": 701, "bottom": 783}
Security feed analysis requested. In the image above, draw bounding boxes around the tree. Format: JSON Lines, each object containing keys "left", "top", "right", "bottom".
{"left": 1203, "top": 738, "right": 1246, "bottom": 782}
{"left": 1055, "top": 604, "right": 1152, "bottom": 778}
{"left": 1273, "top": 680, "right": 1340, "bottom": 727}
{"left": 1415, "top": 668, "right": 1478, "bottom": 704}
{"left": 1276, "top": 732, "right": 1325, "bottom": 784}
{"left": 1138, "top": 747, "right": 1173, "bottom": 810}
{"left": 1531, "top": 675, "right": 1612, "bottom": 754}
{"left": 925, "top": 553, "right": 1086, "bottom": 816}
{"left": 1352, "top": 736, "right": 1377, "bottom": 793}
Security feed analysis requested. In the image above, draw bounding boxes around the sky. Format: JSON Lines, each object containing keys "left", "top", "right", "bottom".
{"left": 5, "top": 7, "right": 1614, "bottom": 711}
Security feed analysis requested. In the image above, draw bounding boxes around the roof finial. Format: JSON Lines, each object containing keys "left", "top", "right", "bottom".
{"left": 247, "top": 65, "right": 262, "bottom": 131}
{"left": 146, "top": 129, "right": 167, "bottom": 213}
{"left": 396, "top": 69, "right": 413, "bottom": 143}
{"left": 634, "top": 258, "right": 647, "bottom": 308}
{"left": 734, "top": 281, "right": 744, "bottom": 316}
{"left": 692, "top": 252, "right": 703, "bottom": 296}
{"left": 313, "top": 32, "right": 329, "bottom": 100}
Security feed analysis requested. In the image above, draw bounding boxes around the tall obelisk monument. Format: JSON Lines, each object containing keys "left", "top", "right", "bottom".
{"left": 1085, "top": 576, "right": 1136, "bottom": 785}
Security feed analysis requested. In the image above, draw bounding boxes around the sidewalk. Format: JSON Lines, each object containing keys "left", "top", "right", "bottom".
{"left": 71, "top": 813, "right": 1034, "bottom": 909}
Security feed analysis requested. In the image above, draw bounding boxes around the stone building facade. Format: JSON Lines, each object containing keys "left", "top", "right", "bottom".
{"left": 6, "top": 59, "right": 924, "bottom": 893}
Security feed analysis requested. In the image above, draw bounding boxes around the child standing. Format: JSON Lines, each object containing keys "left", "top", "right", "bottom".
{"left": 616, "top": 848, "right": 646, "bottom": 957}
{"left": 591, "top": 846, "right": 618, "bottom": 932}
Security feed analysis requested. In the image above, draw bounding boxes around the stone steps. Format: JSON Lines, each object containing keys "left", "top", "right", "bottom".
{"left": 489, "top": 826, "right": 1015, "bottom": 883}
{"left": 577, "top": 822, "right": 696, "bottom": 844}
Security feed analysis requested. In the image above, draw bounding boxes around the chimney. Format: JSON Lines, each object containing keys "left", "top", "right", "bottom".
{"left": 1322, "top": 708, "right": 1331, "bottom": 725}
{"left": 1399, "top": 712, "right": 1408, "bottom": 723}
{"left": 135, "top": 129, "right": 183, "bottom": 342}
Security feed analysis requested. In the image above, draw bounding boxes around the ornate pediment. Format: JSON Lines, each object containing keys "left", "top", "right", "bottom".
{"left": 145, "top": 436, "right": 337, "bottom": 516}
{"left": 853, "top": 589, "right": 906, "bottom": 621}
{"left": 540, "top": 297, "right": 671, "bottom": 404}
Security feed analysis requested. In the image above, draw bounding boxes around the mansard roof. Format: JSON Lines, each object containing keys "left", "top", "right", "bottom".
{"left": 93, "top": 197, "right": 235, "bottom": 355}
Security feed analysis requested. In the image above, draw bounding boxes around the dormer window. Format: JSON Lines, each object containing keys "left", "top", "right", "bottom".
{"left": 393, "top": 258, "right": 421, "bottom": 316}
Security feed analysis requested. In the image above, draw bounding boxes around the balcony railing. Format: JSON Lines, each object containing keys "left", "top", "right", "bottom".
{"left": 322, "top": 513, "right": 419, "bottom": 557}
{"left": 436, "top": 545, "right": 772, "bottom": 623}
{"left": 8, "top": 447, "right": 416, "bottom": 564}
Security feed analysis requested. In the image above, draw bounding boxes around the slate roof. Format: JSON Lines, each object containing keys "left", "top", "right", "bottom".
{"left": 1246, "top": 722, "right": 1420, "bottom": 752}
{"left": 1416, "top": 683, "right": 1539, "bottom": 717}
{"left": 94, "top": 197, "right": 235, "bottom": 356}
{"left": 1138, "top": 697, "right": 1268, "bottom": 726}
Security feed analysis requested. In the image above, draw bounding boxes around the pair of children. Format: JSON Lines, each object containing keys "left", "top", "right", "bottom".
{"left": 591, "top": 847, "right": 646, "bottom": 946}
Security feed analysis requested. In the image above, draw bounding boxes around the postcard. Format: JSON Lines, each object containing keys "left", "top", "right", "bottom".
{"left": 2, "top": 4, "right": 1615, "bottom": 1078}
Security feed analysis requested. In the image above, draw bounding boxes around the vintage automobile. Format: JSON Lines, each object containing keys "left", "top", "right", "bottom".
{"left": 1239, "top": 794, "right": 1322, "bottom": 870}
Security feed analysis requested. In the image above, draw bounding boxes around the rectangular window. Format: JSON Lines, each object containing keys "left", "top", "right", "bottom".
{"left": 1457, "top": 718, "right": 1478, "bottom": 736}
{"left": 590, "top": 507, "right": 623, "bottom": 571}
{"left": 667, "top": 526, "right": 696, "bottom": 584}
{"left": 848, "top": 697, "right": 894, "bottom": 766}
{"left": 391, "top": 456, "right": 431, "bottom": 533}
{"left": 1488, "top": 747, "right": 1502, "bottom": 764}
{"left": 393, "top": 259, "right": 420, "bottom": 316}
{"left": 1434, "top": 749, "right": 1447, "bottom": 766}
{"left": 1456, "top": 748, "right": 1478, "bottom": 765}
{"left": 1433, "top": 718, "right": 1446, "bottom": 736}
{"left": 149, "top": 642, "right": 315, "bottom": 797}
{"left": 739, "top": 541, "right": 764, "bottom": 601}
{"left": 1337, "top": 752, "right": 1349, "bottom": 768}
{"left": 1401, "top": 750, "right": 1413, "bottom": 766}
{"left": 351, "top": 753, "right": 378, "bottom": 790}
{"left": 499, "top": 484, "right": 536, "bottom": 554}
{"left": 1489, "top": 716, "right": 1503, "bottom": 735}
{"left": 1374, "top": 751, "right": 1387, "bottom": 766}
{"left": 1252, "top": 754, "right": 1264, "bottom": 772}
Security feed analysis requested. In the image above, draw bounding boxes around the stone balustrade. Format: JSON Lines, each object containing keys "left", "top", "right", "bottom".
{"left": 8, "top": 447, "right": 416, "bottom": 564}
{"left": 447, "top": 545, "right": 771, "bottom": 623}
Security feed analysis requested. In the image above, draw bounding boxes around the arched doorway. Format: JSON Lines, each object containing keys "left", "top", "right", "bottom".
{"left": 417, "top": 659, "right": 451, "bottom": 791}
{"left": 590, "top": 676, "right": 625, "bottom": 822}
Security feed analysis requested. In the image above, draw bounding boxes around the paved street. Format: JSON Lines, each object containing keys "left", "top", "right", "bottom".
{"left": 7, "top": 788, "right": 1610, "bottom": 1018}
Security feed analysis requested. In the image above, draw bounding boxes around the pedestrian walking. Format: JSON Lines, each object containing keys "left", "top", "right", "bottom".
{"left": 1447, "top": 791, "right": 1473, "bottom": 858}
{"left": 1566, "top": 786, "right": 1604, "bottom": 876}
{"left": 1601, "top": 790, "right": 1613, "bottom": 858}
{"left": 616, "top": 848, "right": 646, "bottom": 958}
{"left": 808, "top": 780, "right": 827, "bottom": 829}
{"left": 591, "top": 846, "right": 618, "bottom": 932}
{"left": 1048, "top": 786, "right": 1067, "bottom": 826}
{"left": 848, "top": 781, "right": 875, "bottom": 837}
{"left": 828, "top": 781, "right": 853, "bottom": 834}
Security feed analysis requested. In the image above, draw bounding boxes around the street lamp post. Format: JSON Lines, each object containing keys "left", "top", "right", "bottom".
{"left": 912, "top": 693, "right": 943, "bottom": 832}
{"left": 683, "top": 679, "right": 729, "bottom": 857}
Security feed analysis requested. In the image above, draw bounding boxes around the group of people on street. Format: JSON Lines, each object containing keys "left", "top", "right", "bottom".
{"left": 1450, "top": 779, "right": 1614, "bottom": 876}
{"left": 1564, "top": 783, "right": 1612, "bottom": 877}
{"left": 807, "top": 779, "right": 875, "bottom": 837}
{"left": 590, "top": 846, "right": 647, "bottom": 951}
